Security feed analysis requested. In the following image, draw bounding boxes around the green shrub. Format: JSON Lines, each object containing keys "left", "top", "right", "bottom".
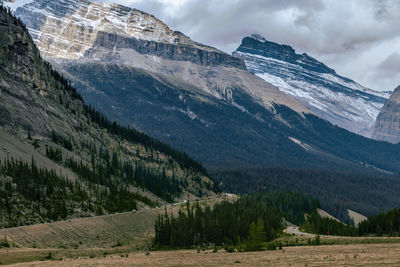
{"left": 266, "top": 242, "right": 277, "bottom": 251}
{"left": 0, "top": 237, "right": 10, "bottom": 248}
{"left": 225, "top": 246, "right": 235, "bottom": 253}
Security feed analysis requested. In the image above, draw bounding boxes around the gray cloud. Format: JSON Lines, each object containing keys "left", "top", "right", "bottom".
{"left": 377, "top": 53, "right": 400, "bottom": 76}
{"left": 95, "top": 0, "right": 400, "bottom": 92}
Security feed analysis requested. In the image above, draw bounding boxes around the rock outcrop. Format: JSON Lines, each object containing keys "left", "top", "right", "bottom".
{"left": 373, "top": 86, "right": 400, "bottom": 143}
{"left": 15, "top": 0, "right": 245, "bottom": 69}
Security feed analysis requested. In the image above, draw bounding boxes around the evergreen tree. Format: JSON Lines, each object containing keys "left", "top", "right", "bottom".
{"left": 244, "top": 219, "right": 266, "bottom": 251}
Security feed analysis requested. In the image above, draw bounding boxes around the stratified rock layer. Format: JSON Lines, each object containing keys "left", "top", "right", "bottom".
{"left": 16, "top": 0, "right": 245, "bottom": 69}
{"left": 374, "top": 86, "right": 400, "bottom": 143}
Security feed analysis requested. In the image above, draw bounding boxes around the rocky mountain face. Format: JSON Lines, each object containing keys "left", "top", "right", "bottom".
{"left": 13, "top": 0, "right": 400, "bottom": 218}
{"left": 233, "top": 34, "right": 391, "bottom": 137}
{"left": 0, "top": 6, "right": 214, "bottom": 227}
{"left": 16, "top": 0, "right": 245, "bottom": 69}
{"left": 15, "top": 0, "right": 308, "bottom": 114}
{"left": 373, "top": 86, "right": 400, "bottom": 143}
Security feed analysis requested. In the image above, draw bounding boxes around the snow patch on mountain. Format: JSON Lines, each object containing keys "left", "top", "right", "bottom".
{"left": 234, "top": 37, "right": 392, "bottom": 138}
{"left": 3, "top": 0, "right": 33, "bottom": 10}
{"left": 15, "top": 0, "right": 220, "bottom": 60}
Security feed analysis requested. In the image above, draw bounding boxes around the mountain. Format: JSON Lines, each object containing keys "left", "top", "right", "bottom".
{"left": 373, "top": 86, "right": 400, "bottom": 143}
{"left": 13, "top": 0, "right": 400, "bottom": 218}
{"left": 14, "top": 0, "right": 400, "bottom": 172}
{"left": 14, "top": 0, "right": 317, "bottom": 167}
{"left": 233, "top": 34, "right": 392, "bottom": 137}
{"left": 0, "top": 5, "right": 215, "bottom": 228}
{"left": 15, "top": 0, "right": 245, "bottom": 69}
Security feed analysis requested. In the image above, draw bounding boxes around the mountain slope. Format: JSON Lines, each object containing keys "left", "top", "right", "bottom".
{"left": 0, "top": 5, "right": 214, "bottom": 228}
{"left": 233, "top": 34, "right": 391, "bottom": 137}
{"left": 373, "top": 85, "right": 400, "bottom": 143}
{"left": 13, "top": 0, "right": 400, "bottom": 219}
{"left": 13, "top": 0, "right": 400, "bottom": 173}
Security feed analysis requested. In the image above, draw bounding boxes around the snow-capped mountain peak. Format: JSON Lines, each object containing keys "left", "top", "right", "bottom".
{"left": 233, "top": 34, "right": 392, "bottom": 137}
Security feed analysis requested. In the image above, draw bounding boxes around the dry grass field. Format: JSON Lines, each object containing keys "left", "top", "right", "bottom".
{"left": 4, "top": 243, "right": 400, "bottom": 267}
{"left": 1, "top": 195, "right": 399, "bottom": 266}
{"left": 0, "top": 195, "right": 235, "bottom": 250}
{"left": 0, "top": 210, "right": 159, "bottom": 250}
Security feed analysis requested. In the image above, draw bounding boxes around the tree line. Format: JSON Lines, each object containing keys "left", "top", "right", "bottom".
{"left": 82, "top": 105, "right": 209, "bottom": 176}
{"left": 153, "top": 192, "right": 319, "bottom": 250}
{"left": 154, "top": 198, "right": 282, "bottom": 250}
{"left": 302, "top": 208, "right": 400, "bottom": 237}
{"left": 0, "top": 157, "right": 157, "bottom": 228}
{"left": 301, "top": 211, "right": 357, "bottom": 236}
{"left": 358, "top": 208, "right": 400, "bottom": 236}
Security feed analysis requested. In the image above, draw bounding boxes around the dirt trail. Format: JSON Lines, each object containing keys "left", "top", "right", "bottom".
{"left": 284, "top": 226, "right": 315, "bottom": 237}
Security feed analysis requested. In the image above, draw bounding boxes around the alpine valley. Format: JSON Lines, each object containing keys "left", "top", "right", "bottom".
{"left": 7, "top": 0, "right": 400, "bottom": 220}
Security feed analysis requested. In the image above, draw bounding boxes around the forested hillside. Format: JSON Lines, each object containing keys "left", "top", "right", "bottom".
{"left": 0, "top": 5, "right": 215, "bottom": 228}
{"left": 214, "top": 168, "right": 400, "bottom": 221}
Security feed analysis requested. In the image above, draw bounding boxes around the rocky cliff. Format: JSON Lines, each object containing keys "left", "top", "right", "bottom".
{"left": 15, "top": 0, "right": 245, "bottom": 69}
{"left": 373, "top": 86, "right": 400, "bottom": 143}
{"left": 233, "top": 34, "right": 391, "bottom": 137}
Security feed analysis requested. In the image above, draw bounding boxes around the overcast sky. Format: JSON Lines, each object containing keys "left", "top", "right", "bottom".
{"left": 9, "top": 0, "right": 400, "bottom": 92}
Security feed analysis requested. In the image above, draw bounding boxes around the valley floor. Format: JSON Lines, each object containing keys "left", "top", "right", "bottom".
{"left": 2, "top": 243, "right": 400, "bottom": 266}
{"left": 1, "top": 195, "right": 399, "bottom": 266}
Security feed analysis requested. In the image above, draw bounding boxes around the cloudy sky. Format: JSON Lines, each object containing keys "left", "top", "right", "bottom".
{"left": 9, "top": 0, "right": 400, "bottom": 92}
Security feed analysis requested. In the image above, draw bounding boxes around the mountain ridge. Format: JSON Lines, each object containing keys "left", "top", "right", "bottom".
{"left": 233, "top": 34, "right": 391, "bottom": 137}
{"left": 15, "top": 0, "right": 246, "bottom": 69}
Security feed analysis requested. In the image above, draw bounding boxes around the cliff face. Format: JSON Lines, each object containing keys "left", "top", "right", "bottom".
{"left": 234, "top": 34, "right": 391, "bottom": 138}
{"left": 373, "top": 86, "right": 400, "bottom": 143}
{"left": 237, "top": 34, "right": 336, "bottom": 74}
{"left": 0, "top": 6, "right": 72, "bottom": 135}
{"left": 15, "top": 0, "right": 245, "bottom": 69}
{"left": 87, "top": 31, "right": 245, "bottom": 68}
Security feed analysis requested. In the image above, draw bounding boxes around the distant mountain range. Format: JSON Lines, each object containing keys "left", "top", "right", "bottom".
{"left": 11, "top": 0, "right": 400, "bottom": 218}
{"left": 233, "top": 34, "right": 392, "bottom": 137}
